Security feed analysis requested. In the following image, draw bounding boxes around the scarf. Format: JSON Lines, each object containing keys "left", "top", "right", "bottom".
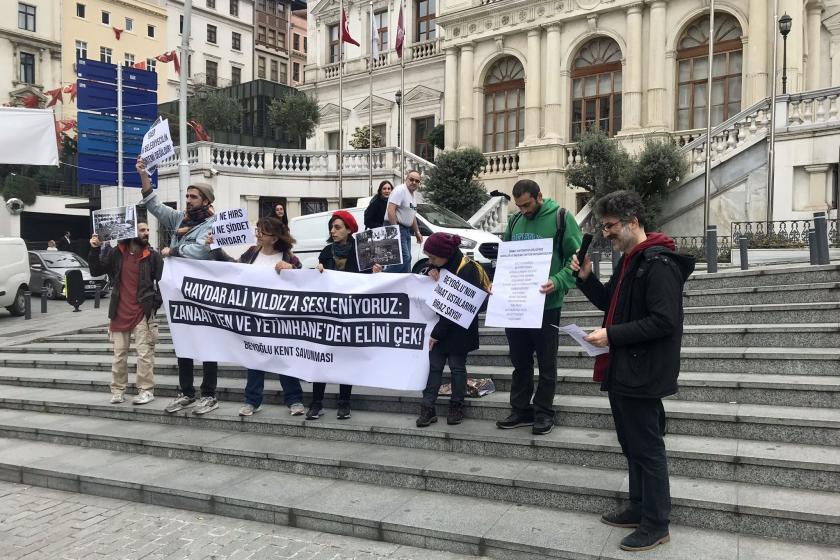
{"left": 332, "top": 241, "right": 352, "bottom": 271}
{"left": 593, "top": 232, "right": 676, "bottom": 383}
{"left": 176, "top": 205, "right": 212, "bottom": 239}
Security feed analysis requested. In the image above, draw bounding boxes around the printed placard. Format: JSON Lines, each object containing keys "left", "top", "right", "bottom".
{"left": 140, "top": 118, "right": 174, "bottom": 174}
{"left": 210, "top": 208, "right": 255, "bottom": 249}
{"left": 484, "top": 238, "right": 554, "bottom": 328}
{"left": 92, "top": 205, "right": 138, "bottom": 242}
{"left": 425, "top": 268, "right": 487, "bottom": 330}
{"left": 354, "top": 225, "right": 403, "bottom": 270}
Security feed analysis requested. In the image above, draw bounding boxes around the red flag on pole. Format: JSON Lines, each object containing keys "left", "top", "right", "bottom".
{"left": 112, "top": 27, "right": 123, "bottom": 40}
{"left": 21, "top": 95, "right": 40, "bottom": 108}
{"left": 132, "top": 61, "right": 147, "bottom": 70}
{"left": 156, "top": 50, "right": 181, "bottom": 74}
{"left": 45, "top": 87, "right": 64, "bottom": 107}
{"left": 341, "top": 9, "right": 359, "bottom": 46}
{"left": 63, "top": 83, "right": 77, "bottom": 102}
{"left": 395, "top": 5, "right": 405, "bottom": 58}
{"left": 188, "top": 120, "right": 211, "bottom": 142}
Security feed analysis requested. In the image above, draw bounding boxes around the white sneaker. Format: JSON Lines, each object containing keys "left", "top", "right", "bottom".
{"left": 132, "top": 390, "right": 155, "bottom": 405}
{"left": 193, "top": 396, "right": 219, "bottom": 415}
{"left": 239, "top": 403, "right": 262, "bottom": 416}
{"left": 110, "top": 392, "right": 125, "bottom": 404}
{"left": 164, "top": 394, "right": 196, "bottom": 413}
{"left": 289, "top": 402, "right": 305, "bottom": 416}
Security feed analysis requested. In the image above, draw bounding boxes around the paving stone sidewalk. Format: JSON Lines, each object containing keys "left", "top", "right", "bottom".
{"left": 0, "top": 481, "right": 484, "bottom": 560}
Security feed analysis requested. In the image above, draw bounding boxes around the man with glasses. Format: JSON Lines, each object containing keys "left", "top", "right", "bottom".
{"left": 385, "top": 170, "right": 424, "bottom": 273}
{"left": 496, "top": 179, "right": 582, "bottom": 435}
{"left": 136, "top": 157, "right": 221, "bottom": 416}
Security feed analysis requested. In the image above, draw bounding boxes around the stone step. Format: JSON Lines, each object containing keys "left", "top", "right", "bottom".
{"left": 0, "top": 409, "right": 839, "bottom": 548}
{"left": 1, "top": 438, "right": 838, "bottom": 556}
{"left": 0, "top": 392, "right": 838, "bottom": 495}
{"left": 681, "top": 263, "right": 840, "bottom": 290}
{"left": 0, "top": 380, "right": 837, "bottom": 447}
{"left": 51, "top": 322, "right": 840, "bottom": 349}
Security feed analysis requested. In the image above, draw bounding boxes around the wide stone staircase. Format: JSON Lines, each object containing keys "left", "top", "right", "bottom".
{"left": 0, "top": 263, "right": 838, "bottom": 558}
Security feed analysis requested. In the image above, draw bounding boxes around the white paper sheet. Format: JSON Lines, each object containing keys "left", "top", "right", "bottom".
{"left": 484, "top": 238, "right": 553, "bottom": 328}
{"left": 555, "top": 323, "right": 609, "bottom": 357}
{"left": 425, "top": 268, "right": 487, "bottom": 329}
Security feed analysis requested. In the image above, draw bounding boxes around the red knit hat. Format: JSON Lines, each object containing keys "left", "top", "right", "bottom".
{"left": 330, "top": 210, "right": 359, "bottom": 234}
{"left": 424, "top": 232, "right": 462, "bottom": 259}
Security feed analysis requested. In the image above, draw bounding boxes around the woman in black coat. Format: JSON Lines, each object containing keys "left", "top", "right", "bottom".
{"left": 363, "top": 180, "right": 393, "bottom": 230}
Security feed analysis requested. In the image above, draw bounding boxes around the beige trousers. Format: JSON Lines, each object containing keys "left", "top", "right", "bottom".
{"left": 110, "top": 317, "right": 158, "bottom": 393}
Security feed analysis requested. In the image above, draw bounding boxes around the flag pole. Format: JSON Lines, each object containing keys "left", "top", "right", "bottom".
{"left": 399, "top": 0, "right": 406, "bottom": 177}
{"left": 338, "top": 0, "right": 345, "bottom": 209}
{"left": 368, "top": 0, "right": 374, "bottom": 197}
{"left": 178, "top": 0, "right": 192, "bottom": 212}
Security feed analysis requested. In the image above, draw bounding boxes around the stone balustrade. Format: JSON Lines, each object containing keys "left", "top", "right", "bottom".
{"left": 468, "top": 196, "right": 508, "bottom": 234}
{"left": 482, "top": 150, "right": 520, "bottom": 176}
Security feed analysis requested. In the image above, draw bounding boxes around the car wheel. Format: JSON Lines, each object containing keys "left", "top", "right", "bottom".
{"left": 411, "top": 258, "right": 429, "bottom": 275}
{"left": 44, "top": 281, "right": 59, "bottom": 300}
{"left": 5, "top": 287, "right": 26, "bottom": 316}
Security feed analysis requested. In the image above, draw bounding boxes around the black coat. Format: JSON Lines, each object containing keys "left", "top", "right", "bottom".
{"left": 317, "top": 238, "right": 368, "bottom": 273}
{"left": 363, "top": 195, "right": 388, "bottom": 230}
{"left": 577, "top": 246, "right": 695, "bottom": 398}
{"left": 88, "top": 243, "right": 164, "bottom": 321}
{"left": 426, "top": 248, "right": 482, "bottom": 355}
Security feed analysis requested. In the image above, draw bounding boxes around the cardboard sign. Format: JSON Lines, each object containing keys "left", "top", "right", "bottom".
{"left": 210, "top": 208, "right": 255, "bottom": 249}
{"left": 425, "top": 268, "right": 487, "bottom": 330}
{"left": 139, "top": 118, "right": 174, "bottom": 174}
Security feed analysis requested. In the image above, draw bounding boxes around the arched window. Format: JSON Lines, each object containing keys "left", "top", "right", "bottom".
{"left": 483, "top": 57, "right": 525, "bottom": 152}
{"left": 571, "top": 37, "right": 622, "bottom": 140}
{"left": 676, "top": 13, "right": 743, "bottom": 130}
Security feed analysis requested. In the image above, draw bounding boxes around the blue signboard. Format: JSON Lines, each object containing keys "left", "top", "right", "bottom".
{"left": 78, "top": 132, "right": 142, "bottom": 157}
{"left": 122, "top": 65, "right": 157, "bottom": 91}
{"left": 78, "top": 113, "right": 155, "bottom": 138}
{"left": 76, "top": 58, "right": 118, "bottom": 85}
{"left": 78, "top": 154, "right": 155, "bottom": 187}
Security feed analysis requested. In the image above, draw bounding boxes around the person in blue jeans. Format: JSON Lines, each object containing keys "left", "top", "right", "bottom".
{"left": 384, "top": 170, "right": 423, "bottom": 273}
{"left": 208, "top": 216, "right": 306, "bottom": 417}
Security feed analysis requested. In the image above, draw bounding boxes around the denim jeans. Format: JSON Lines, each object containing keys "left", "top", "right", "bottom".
{"left": 422, "top": 345, "right": 467, "bottom": 408}
{"left": 310, "top": 383, "right": 352, "bottom": 407}
{"left": 177, "top": 357, "right": 217, "bottom": 399}
{"left": 504, "top": 307, "right": 560, "bottom": 419}
{"left": 385, "top": 224, "right": 413, "bottom": 273}
{"left": 608, "top": 392, "right": 671, "bottom": 533}
{"left": 244, "top": 369, "right": 304, "bottom": 408}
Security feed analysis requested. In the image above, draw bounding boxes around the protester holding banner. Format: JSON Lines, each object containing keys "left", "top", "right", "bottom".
{"left": 416, "top": 233, "right": 487, "bottom": 427}
{"left": 88, "top": 223, "right": 163, "bottom": 406}
{"left": 364, "top": 180, "right": 393, "bottom": 230}
{"left": 136, "top": 157, "right": 221, "bottom": 416}
{"left": 385, "top": 170, "right": 423, "bottom": 273}
{"left": 208, "top": 216, "right": 307, "bottom": 417}
{"left": 308, "top": 210, "right": 382, "bottom": 420}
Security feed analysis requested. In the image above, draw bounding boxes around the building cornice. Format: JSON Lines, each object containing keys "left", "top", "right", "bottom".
{"left": 0, "top": 29, "right": 62, "bottom": 52}
{"left": 103, "top": 0, "right": 168, "bottom": 18}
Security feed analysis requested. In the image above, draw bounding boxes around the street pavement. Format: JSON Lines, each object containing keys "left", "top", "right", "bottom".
{"left": 0, "top": 293, "right": 111, "bottom": 348}
{"left": 0, "top": 481, "right": 485, "bottom": 560}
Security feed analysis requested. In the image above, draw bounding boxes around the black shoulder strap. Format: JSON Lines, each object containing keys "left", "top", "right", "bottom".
{"left": 555, "top": 207, "right": 567, "bottom": 260}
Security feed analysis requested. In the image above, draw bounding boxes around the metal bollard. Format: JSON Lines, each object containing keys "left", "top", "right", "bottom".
{"left": 94, "top": 286, "right": 101, "bottom": 309}
{"left": 40, "top": 285, "right": 48, "bottom": 313}
{"left": 592, "top": 250, "right": 601, "bottom": 278}
{"left": 813, "top": 211, "right": 831, "bottom": 265}
{"left": 739, "top": 236, "right": 749, "bottom": 270}
{"left": 24, "top": 291, "right": 31, "bottom": 320}
{"left": 809, "top": 228, "right": 819, "bottom": 265}
{"left": 705, "top": 225, "right": 718, "bottom": 273}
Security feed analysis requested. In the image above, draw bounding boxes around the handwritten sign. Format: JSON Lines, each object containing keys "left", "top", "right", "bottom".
{"left": 425, "top": 269, "right": 487, "bottom": 329}
{"left": 210, "top": 208, "right": 255, "bottom": 249}
{"left": 140, "top": 118, "right": 174, "bottom": 174}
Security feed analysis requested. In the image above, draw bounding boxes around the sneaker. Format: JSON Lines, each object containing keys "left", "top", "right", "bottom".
{"left": 110, "top": 392, "right": 125, "bottom": 404}
{"left": 619, "top": 528, "right": 670, "bottom": 552}
{"left": 164, "top": 394, "right": 196, "bottom": 413}
{"left": 132, "top": 390, "right": 154, "bottom": 405}
{"left": 336, "top": 404, "right": 351, "bottom": 420}
{"left": 446, "top": 401, "right": 464, "bottom": 425}
{"left": 305, "top": 404, "right": 323, "bottom": 420}
{"left": 192, "top": 396, "right": 219, "bottom": 415}
{"left": 416, "top": 406, "right": 437, "bottom": 428}
{"left": 289, "top": 402, "right": 305, "bottom": 416}
{"left": 600, "top": 508, "right": 641, "bottom": 529}
{"left": 239, "top": 403, "right": 262, "bottom": 417}
{"left": 532, "top": 417, "right": 554, "bottom": 435}
{"left": 495, "top": 413, "right": 534, "bottom": 429}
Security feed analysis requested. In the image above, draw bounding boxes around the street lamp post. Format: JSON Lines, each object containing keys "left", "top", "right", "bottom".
{"left": 779, "top": 13, "right": 792, "bottom": 94}
{"left": 395, "top": 89, "right": 402, "bottom": 149}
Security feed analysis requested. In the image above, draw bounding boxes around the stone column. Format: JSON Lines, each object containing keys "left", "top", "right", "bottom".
{"left": 780, "top": 0, "right": 805, "bottom": 93}
{"left": 646, "top": 1, "right": 667, "bottom": 128}
{"left": 544, "top": 24, "right": 562, "bottom": 139}
{"left": 244, "top": 195, "right": 261, "bottom": 224}
{"left": 444, "top": 47, "right": 459, "bottom": 149}
{"left": 525, "top": 28, "right": 542, "bottom": 142}
{"left": 806, "top": 1, "right": 824, "bottom": 91}
{"left": 804, "top": 164, "right": 831, "bottom": 209}
{"left": 557, "top": 70, "right": 572, "bottom": 141}
{"left": 458, "top": 43, "right": 475, "bottom": 148}
{"left": 745, "top": 0, "right": 768, "bottom": 104}
{"left": 832, "top": 37, "right": 840, "bottom": 86}
{"left": 286, "top": 197, "right": 302, "bottom": 219}
{"left": 623, "top": 3, "right": 643, "bottom": 131}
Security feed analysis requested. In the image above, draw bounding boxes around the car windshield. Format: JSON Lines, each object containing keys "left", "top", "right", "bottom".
{"left": 40, "top": 252, "right": 87, "bottom": 269}
{"left": 416, "top": 204, "right": 474, "bottom": 229}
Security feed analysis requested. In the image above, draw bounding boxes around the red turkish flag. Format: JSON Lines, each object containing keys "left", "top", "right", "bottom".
{"left": 113, "top": 27, "right": 123, "bottom": 40}
{"left": 45, "top": 87, "right": 64, "bottom": 107}
{"left": 395, "top": 5, "right": 405, "bottom": 58}
{"left": 21, "top": 95, "right": 40, "bottom": 108}
{"left": 188, "top": 120, "right": 211, "bottom": 142}
{"left": 341, "top": 9, "right": 359, "bottom": 47}
{"left": 132, "top": 61, "right": 146, "bottom": 70}
{"left": 156, "top": 50, "right": 180, "bottom": 74}
{"left": 63, "top": 83, "right": 77, "bottom": 102}
{"left": 58, "top": 119, "right": 77, "bottom": 132}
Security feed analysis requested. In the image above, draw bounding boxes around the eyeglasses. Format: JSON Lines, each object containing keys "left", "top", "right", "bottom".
{"left": 407, "top": 177, "right": 421, "bottom": 183}
{"left": 254, "top": 229, "right": 275, "bottom": 237}
{"left": 600, "top": 220, "right": 622, "bottom": 231}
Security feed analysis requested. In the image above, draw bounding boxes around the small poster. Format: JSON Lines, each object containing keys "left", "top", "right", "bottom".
{"left": 425, "top": 268, "right": 488, "bottom": 330}
{"left": 484, "top": 238, "right": 554, "bottom": 328}
{"left": 210, "top": 208, "right": 255, "bottom": 249}
{"left": 92, "top": 205, "right": 138, "bottom": 243}
{"left": 354, "top": 225, "right": 403, "bottom": 270}
{"left": 140, "top": 118, "right": 174, "bottom": 175}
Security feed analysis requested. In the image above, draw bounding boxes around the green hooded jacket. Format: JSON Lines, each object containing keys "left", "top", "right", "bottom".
{"left": 502, "top": 198, "right": 582, "bottom": 310}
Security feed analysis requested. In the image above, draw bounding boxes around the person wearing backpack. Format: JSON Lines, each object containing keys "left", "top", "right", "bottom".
{"left": 496, "top": 179, "right": 582, "bottom": 435}
{"left": 416, "top": 233, "right": 490, "bottom": 427}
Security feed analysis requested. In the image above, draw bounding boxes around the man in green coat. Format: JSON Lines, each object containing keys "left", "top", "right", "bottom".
{"left": 496, "top": 179, "right": 582, "bottom": 435}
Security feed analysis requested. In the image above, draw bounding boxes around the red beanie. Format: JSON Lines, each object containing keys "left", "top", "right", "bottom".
{"left": 424, "top": 232, "right": 461, "bottom": 259}
{"left": 330, "top": 210, "right": 358, "bottom": 234}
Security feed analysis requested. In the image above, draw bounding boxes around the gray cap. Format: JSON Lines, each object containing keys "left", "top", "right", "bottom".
{"left": 189, "top": 182, "right": 215, "bottom": 204}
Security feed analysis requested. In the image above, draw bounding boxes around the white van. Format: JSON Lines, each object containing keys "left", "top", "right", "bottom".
{"left": 0, "top": 237, "right": 31, "bottom": 316}
{"left": 290, "top": 201, "right": 500, "bottom": 274}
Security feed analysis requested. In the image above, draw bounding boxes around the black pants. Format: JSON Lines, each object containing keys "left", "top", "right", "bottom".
{"left": 505, "top": 308, "right": 560, "bottom": 419}
{"left": 177, "top": 357, "right": 217, "bottom": 399}
{"left": 311, "top": 383, "right": 352, "bottom": 407}
{"left": 608, "top": 392, "right": 671, "bottom": 533}
{"left": 422, "top": 346, "right": 467, "bottom": 408}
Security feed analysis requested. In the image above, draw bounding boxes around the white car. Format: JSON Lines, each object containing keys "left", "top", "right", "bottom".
{"left": 0, "top": 237, "right": 31, "bottom": 316}
{"left": 290, "top": 201, "right": 500, "bottom": 274}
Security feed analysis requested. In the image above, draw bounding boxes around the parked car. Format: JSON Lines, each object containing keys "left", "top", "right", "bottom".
{"left": 0, "top": 237, "right": 30, "bottom": 316}
{"left": 28, "top": 251, "right": 109, "bottom": 300}
{"left": 290, "top": 201, "right": 500, "bottom": 274}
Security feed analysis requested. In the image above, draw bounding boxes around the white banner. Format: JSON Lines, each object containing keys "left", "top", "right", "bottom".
{"left": 210, "top": 208, "right": 255, "bottom": 249}
{"left": 0, "top": 107, "right": 59, "bottom": 165}
{"left": 160, "top": 258, "right": 439, "bottom": 390}
{"left": 425, "top": 269, "right": 487, "bottom": 330}
{"left": 484, "top": 238, "right": 553, "bottom": 328}
{"left": 140, "top": 118, "right": 174, "bottom": 174}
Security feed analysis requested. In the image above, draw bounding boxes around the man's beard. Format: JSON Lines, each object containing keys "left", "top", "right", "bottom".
{"left": 133, "top": 236, "right": 150, "bottom": 247}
